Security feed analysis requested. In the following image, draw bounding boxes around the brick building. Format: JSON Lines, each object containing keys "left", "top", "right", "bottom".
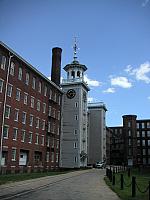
{"left": 108, "top": 115, "right": 150, "bottom": 167}
{"left": 0, "top": 41, "right": 63, "bottom": 173}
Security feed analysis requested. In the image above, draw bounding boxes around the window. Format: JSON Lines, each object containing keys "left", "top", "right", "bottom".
{"left": 48, "top": 122, "right": 51, "bottom": 132}
{"left": 75, "top": 102, "right": 78, "bottom": 108}
{"left": 24, "top": 93, "right": 28, "bottom": 105}
{"left": 43, "top": 103, "right": 46, "bottom": 113}
{"left": 1, "top": 56, "right": 6, "bottom": 70}
{"left": 142, "top": 140, "right": 145, "bottom": 146}
{"left": 128, "top": 139, "right": 131, "bottom": 146}
{"left": 58, "top": 95, "right": 61, "bottom": 105}
{"left": 7, "top": 84, "right": 13, "bottom": 97}
{"left": 57, "top": 127, "right": 60, "bottom": 135}
{"left": 148, "top": 149, "right": 150, "bottom": 155}
{"left": 14, "top": 109, "right": 19, "bottom": 122}
{"left": 46, "top": 152, "right": 50, "bottom": 162}
{"left": 18, "top": 67, "right": 22, "bottom": 80}
{"left": 58, "top": 111, "right": 60, "bottom": 120}
{"left": 147, "top": 122, "right": 150, "bottom": 128}
{"left": 3, "top": 125, "right": 9, "bottom": 138}
{"left": 137, "top": 131, "right": 140, "bottom": 137}
{"left": 142, "top": 131, "right": 145, "bottom": 137}
{"left": 0, "top": 79, "right": 4, "bottom": 93}
{"left": 48, "top": 106, "right": 51, "bottom": 116}
{"left": 31, "top": 96, "right": 35, "bottom": 108}
{"left": 36, "top": 117, "right": 40, "bottom": 129}
{"left": 74, "top": 142, "right": 77, "bottom": 149}
{"left": 22, "top": 112, "right": 26, "bottom": 124}
{"left": 29, "top": 132, "right": 32, "bottom": 143}
{"left": 5, "top": 105, "right": 11, "bottom": 119}
{"left": 143, "top": 149, "right": 146, "bottom": 155}
{"left": 142, "top": 122, "right": 145, "bottom": 129}
{"left": 32, "top": 77, "right": 36, "bottom": 89}
{"left": 10, "top": 62, "right": 15, "bottom": 76}
{"left": 128, "top": 130, "right": 131, "bottom": 137}
{"left": 54, "top": 92, "right": 57, "bottom": 101}
{"left": 37, "top": 100, "right": 40, "bottom": 111}
{"left": 13, "top": 128, "right": 18, "bottom": 140}
{"left": 137, "top": 140, "right": 140, "bottom": 146}
{"left": 25, "top": 72, "right": 29, "bottom": 85}
{"left": 12, "top": 148, "right": 16, "bottom": 161}
{"left": 41, "top": 135, "right": 44, "bottom": 146}
{"left": 42, "top": 120, "right": 45, "bottom": 130}
{"left": 56, "top": 140, "right": 59, "bottom": 149}
{"left": 44, "top": 86, "right": 47, "bottom": 96}
{"left": 74, "top": 156, "right": 77, "bottom": 163}
{"left": 51, "top": 152, "right": 54, "bottom": 162}
{"left": 52, "top": 122, "right": 55, "bottom": 133}
{"left": 128, "top": 121, "right": 131, "bottom": 128}
{"left": 35, "top": 133, "right": 39, "bottom": 144}
{"left": 56, "top": 153, "right": 59, "bottom": 162}
{"left": 16, "top": 88, "right": 21, "bottom": 101}
{"left": 21, "top": 130, "right": 26, "bottom": 142}
{"left": 38, "top": 81, "right": 42, "bottom": 93}
{"left": 136, "top": 123, "right": 139, "bottom": 129}
{"left": 29, "top": 115, "right": 34, "bottom": 126}
{"left": 74, "top": 129, "right": 78, "bottom": 135}
{"left": 147, "top": 131, "right": 150, "bottom": 137}
{"left": 75, "top": 115, "right": 78, "bottom": 120}
{"left": 148, "top": 140, "right": 150, "bottom": 146}
{"left": 49, "top": 89, "right": 52, "bottom": 99}
{"left": 47, "top": 136, "right": 50, "bottom": 147}
{"left": 128, "top": 148, "right": 132, "bottom": 156}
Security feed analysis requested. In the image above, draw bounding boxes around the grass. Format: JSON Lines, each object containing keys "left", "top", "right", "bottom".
{"left": 104, "top": 168, "right": 150, "bottom": 200}
{"left": 0, "top": 170, "right": 72, "bottom": 185}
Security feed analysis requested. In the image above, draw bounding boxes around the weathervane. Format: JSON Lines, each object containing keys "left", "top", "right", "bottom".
{"left": 73, "top": 37, "right": 79, "bottom": 61}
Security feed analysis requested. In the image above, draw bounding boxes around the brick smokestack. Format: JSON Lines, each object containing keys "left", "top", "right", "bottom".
{"left": 51, "top": 47, "right": 62, "bottom": 86}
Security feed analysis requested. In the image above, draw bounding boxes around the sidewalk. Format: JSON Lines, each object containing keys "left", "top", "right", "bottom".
{"left": 0, "top": 169, "right": 120, "bottom": 200}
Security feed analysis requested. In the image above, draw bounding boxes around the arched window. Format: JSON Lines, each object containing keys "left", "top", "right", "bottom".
{"left": 71, "top": 71, "right": 75, "bottom": 78}
{"left": 77, "top": 71, "right": 80, "bottom": 77}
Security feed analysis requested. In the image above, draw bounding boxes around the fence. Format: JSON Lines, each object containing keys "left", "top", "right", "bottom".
{"left": 106, "top": 166, "right": 150, "bottom": 199}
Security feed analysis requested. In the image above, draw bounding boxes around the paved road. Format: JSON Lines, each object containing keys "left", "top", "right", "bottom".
{"left": 0, "top": 169, "right": 120, "bottom": 200}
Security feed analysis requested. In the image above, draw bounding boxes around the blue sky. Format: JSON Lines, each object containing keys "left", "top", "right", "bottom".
{"left": 0, "top": 0, "right": 150, "bottom": 126}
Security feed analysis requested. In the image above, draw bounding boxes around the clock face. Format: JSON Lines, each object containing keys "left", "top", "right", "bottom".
{"left": 66, "top": 89, "right": 76, "bottom": 99}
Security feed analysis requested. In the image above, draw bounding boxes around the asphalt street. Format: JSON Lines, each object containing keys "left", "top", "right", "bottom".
{"left": 0, "top": 169, "right": 120, "bottom": 200}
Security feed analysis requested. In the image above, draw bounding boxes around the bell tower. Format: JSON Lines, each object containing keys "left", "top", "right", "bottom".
{"left": 60, "top": 39, "right": 90, "bottom": 168}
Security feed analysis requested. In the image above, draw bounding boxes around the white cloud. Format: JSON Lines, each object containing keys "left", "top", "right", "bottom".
{"left": 125, "top": 62, "right": 150, "bottom": 83}
{"left": 88, "top": 97, "right": 94, "bottom": 102}
{"left": 84, "top": 74, "right": 102, "bottom": 87}
{"left": 103, "top": 88, "right": 115, "bottom": 93}
{"left": 110, "top": 76, "right": 132, "bottom": 88}
{"left": 148, "top": 96, "right": 150, "bottom": 100}
{"left": 142, "top": 0, "right": 149, "bottom": 7}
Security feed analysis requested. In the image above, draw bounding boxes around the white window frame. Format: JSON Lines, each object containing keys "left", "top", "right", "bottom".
{"left": 32, "top": 77, "right": 36, "bottom": 89}
{"left": 18, "top": 67, "right": 22, "bottom": 80}
{"left": 36, "top": 117, "right": 40, "bottom": 129}
{"left": 29, "top": 132, "right": 32, "bottom": 144}
{"left": 38, "top": 81, "right": 42, "bottom": 93}
{"left": 25, "top": 72, "right": 29, "bottom": 85}
{"left": 42, "top": 120, "right": 45, "bottom": 130}
{"left": 51, "top": 152, "right": 54, "bottom": 162}
{"left": 35, "top": 133, "right": 39, "bottom": 145}
{"left": 21, "top": 130, "right": 26, "bottom": 142}
{"left": 11, "top": 148, "right": 16, "bottom": 161}
{"left": 46, "top": 152, "right": 50, "bottom": 162}
{"left": 49, "top": 89, "right": 52, "bottom": 99}
{"left": 24, "top": 92, "right": 28, "bottom": 105}
{"left": 48, "top": 106, "right": 51, "bottom": 116}
{"left": 5, "top": 105, "right": 11, "bottom": 119}
{"left": 58, "top": 111, "right": 60, "bottom": 120}
{"left": 16, "top": 88, "right": 21, "bottom": 101}
{"left": 3, "top": 125, "right": 9, "bottom": 139}
{"left": 10, "top": 62, "right": 15, "bottom": 76}
{"left": 13, "top": 127, "right": 18, "bottom": 141}
{"left": 22, "top": 112, "right": 26, "bottom": 124}
{"left": 7, "top": 84, "right": 13, "bottom": 97}
{"left": 41, "top": 135, "right": 44, "bottom": 146}
{"left": 56, "top": 153, "right": 59, "bottom": 163}
{"left": 37, "top": 100, "right": 40, "bottom": 111}
{"left": 44, "top": 86, "right": 47, "bottom": 96}
{"left": 29, "top": 114, "right": 34, "bottom": 126}
{"left": 1, "top": 56, "right": 6, "bottom": 70}
{"left": 43, "top": 103, "right": 46, "bottom": 113}
{"left": 48, "top": 121, "right": 51, "bottom": 132}
{"left": 0, "top": 79, "right": 4, "bottom": 93}
{"left": 14, "top": 108, "right": 19, "bottom": 122}
{"left": 47, "top": 136, "right": 50, "bottom": 147}
{"left": 31, "top": 96, "right": 35, "bottom": 108}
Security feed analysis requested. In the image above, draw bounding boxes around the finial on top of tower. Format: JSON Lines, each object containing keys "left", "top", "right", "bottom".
{"left": 73, "top": 37, "right": 79, "bottom": 61}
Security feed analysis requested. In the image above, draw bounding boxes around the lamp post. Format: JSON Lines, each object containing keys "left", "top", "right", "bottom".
{"left": 0, "top": 52, "right": 13, "bottom": 173}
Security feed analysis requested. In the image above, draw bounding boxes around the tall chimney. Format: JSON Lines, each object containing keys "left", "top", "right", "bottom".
{"left": 51, "top": 47, "right": 62, "bottom": 86}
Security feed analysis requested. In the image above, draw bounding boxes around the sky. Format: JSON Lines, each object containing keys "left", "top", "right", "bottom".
{"left": 0, "top": 0, "right": 150, "bottom": 126}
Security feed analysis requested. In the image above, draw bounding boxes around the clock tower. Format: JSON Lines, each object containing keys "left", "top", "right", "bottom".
{"left": 60, "top": 40, "right": 90, "bottom": 168}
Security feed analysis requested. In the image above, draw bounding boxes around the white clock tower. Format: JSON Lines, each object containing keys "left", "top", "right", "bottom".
{"left": 60, "top": 40, "right": 90, "bottom": 168}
